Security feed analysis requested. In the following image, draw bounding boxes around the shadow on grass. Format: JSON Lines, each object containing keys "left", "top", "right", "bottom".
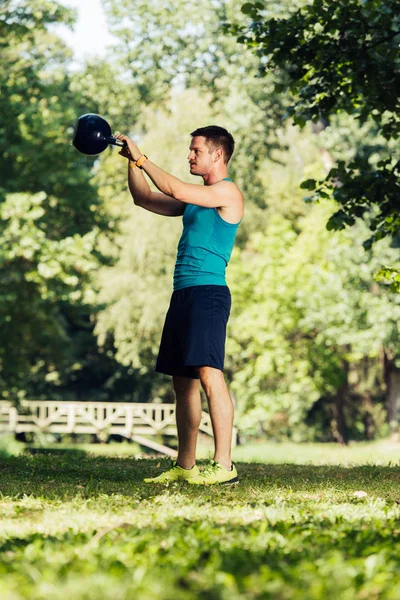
{"left": 0, "top": 454, "right": 399, "bottom": 502}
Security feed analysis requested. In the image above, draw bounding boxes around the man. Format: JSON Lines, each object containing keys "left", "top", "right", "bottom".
{"left": 115, "top": 126, "right": 244, "bottom": 485}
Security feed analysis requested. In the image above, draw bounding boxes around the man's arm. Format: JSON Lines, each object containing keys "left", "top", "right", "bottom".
{"left": 142, "top": 160, "right": 239, "bottom": 209}
{"left": 116, "top": 134, "right": 242, "bottom": 210}
{"left": 126, "top": 159, "right": 185, "bottom": 217}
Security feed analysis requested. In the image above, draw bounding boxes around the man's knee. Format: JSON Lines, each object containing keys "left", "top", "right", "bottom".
{"left": 197, "top": 366, "right": 224, "bottom": 395}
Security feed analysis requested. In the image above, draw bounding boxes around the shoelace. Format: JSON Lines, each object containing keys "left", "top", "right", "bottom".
{"left": 201, "top": 461, "right": 222, "bottom": 477}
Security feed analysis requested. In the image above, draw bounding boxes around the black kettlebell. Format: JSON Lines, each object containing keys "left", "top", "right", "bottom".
{"left": 72, "top": 113, "right": 126, "bottom": 155}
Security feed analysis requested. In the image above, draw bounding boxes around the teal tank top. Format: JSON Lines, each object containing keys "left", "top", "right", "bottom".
{"left": 173, "top": 178, "right": 241, "bottom": 290}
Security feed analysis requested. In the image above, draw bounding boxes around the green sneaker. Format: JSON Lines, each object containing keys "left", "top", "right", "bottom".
{"left": 143, "top": 461, "right": 200, "bottom": 483}
{"left": 188, "top": 460, "right": 239, "bottom": 486}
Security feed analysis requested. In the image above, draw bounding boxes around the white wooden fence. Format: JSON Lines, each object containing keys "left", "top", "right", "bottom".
{"left": 0, "top": 401, "right": 236, "bottom": 457}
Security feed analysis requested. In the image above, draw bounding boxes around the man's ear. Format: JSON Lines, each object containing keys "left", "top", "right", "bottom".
{"left": 214, "top": 148, "right": 223, "bottom": 162}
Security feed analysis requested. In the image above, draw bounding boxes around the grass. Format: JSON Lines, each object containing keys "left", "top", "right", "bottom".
{"left": 9, "top": 437, "right": 400, "bottom": 465}
{"left": 0, "top": 441, "right": 399, "bottom": 599}
{"left": 232, "top": 439, "right": 400, "bottom": 466}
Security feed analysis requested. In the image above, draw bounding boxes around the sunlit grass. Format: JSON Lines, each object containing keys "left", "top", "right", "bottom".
{"left": 0, "top": 443, "right": 399, "bottom": 599}
{"left": 7, "top": 436, "right": 400, "bottom": 466}
{"left": 232, "top": 439, "right": 400, "bottom": 466}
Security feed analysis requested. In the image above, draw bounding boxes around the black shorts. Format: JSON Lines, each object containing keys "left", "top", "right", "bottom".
{"left": 156, "top": 285, "right": 231, "bottom": 379}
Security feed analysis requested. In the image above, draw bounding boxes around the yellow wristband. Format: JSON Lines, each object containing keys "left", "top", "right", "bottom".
{"left": 128, "top": 160, "right": 137, "bottom": 169}
{"left": 136, "top": 154, "right": 148, "bottom": 168}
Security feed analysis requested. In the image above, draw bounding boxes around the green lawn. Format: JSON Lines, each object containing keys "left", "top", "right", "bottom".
{"left": 0, "top": 442, "right": 399, "bottom": 599}
{"left": 10, "top": 437, "right": 400, "bottom": 465}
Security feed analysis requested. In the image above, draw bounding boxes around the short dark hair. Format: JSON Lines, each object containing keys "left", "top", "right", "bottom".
{"left": 190, "top": 125, "right": 235, "bottom": 164}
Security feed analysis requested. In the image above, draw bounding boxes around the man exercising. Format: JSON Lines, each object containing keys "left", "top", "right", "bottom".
{"left": 116, "top": 126, "right": 244, "bottom": 485}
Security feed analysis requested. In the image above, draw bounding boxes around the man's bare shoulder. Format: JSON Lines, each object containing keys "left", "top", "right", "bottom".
{"left": 212, "top": 179, "right": 244, "bottom": 200}
{"left": 212, "top": 180, "right": 244, "bottom": 222}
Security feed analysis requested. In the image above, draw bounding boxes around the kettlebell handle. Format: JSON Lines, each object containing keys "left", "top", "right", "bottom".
{"left": 105, "top": 136, "right": 126, "bottom": 148}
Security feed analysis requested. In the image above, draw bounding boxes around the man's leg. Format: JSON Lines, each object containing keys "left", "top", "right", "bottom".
{"left": 197, "top": 366, "right": 233, "bottom": 470}
{"left": 173, "top": 376, "right": 202, "bottom": 469}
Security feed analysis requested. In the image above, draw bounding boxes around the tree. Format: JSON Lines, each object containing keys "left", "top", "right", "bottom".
{"left": 228, "top": 0, "right": 400, "bottom": 281}
{"left": 102, "top": 0, "right": 308, "bottom": 205}
{"left": 0, "top": 1, "right": 104, "bottom": 234}
{"left": 0, "top": 1, "right": 117, "bottom": 401}
{"left": 0, "top": 192, "right": 100, "bottom": 400}
{"left": 226, "top": 202, "right": 400, "bottom": 442}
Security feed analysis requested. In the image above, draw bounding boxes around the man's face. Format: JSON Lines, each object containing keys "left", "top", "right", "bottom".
{"left": 188, "top": 136, "right": 216, "bottom": 176}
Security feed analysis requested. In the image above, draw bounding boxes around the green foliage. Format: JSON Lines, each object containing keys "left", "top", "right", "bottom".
{"left": 0, "top": 1, "right": 104, "bottom": 233}
{"left": 0, "top": 452, "right": 399, "bottom": 599}
{"left": 0, "top": 1, "right": 124, "bottom": 400}
{"left": 0, "top": 192, "right": 100, "bottom": 399}
{"left": 229, "top": 0, "right": 400, "bottom": 247}
{"left": 375, "top": 265, "right": 400, "bottom": 293}
{"left": 236, "top": 0, "right": 400, "bottom": 134}
{"left": 102, "top": 0, "right": 298, "bottom": 204}
{"left": 227, "top": 203, "right": 400, "bottom": 439}
{"left": 0, "top": 434, "right": 21, "bottom": 459}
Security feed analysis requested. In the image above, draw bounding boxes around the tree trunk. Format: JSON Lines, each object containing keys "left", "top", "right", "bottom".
{"left": 333, "top": 361, "right": 349, "bottom": 445}
{"left": 361, "top": 393, "right": 375, "bottom": 441}
{"left": 383, "top": 349, "right": 400, "bottom": 436}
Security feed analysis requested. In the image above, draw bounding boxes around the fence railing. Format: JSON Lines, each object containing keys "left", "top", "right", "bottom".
{"left": 0, "top": 400, "right": 236, "bottom": 457}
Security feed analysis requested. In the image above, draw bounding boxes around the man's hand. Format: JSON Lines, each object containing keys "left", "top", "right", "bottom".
{"left": 117, "top": 144, "right": 132, "bottom": 161}
{"left": 114, "top": 132, "right": 142, "bottom": 162}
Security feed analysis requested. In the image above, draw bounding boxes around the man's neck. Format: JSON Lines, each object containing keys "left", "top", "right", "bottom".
{"left": 202, "top": 170, "right": 229, "bottom": 186}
